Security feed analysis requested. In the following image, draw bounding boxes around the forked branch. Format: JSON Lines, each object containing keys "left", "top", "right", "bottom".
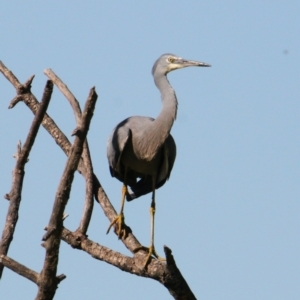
{"left": 0, "top": 80, "right": 53, "bottom": 278}
{"left": 36, "top": 87, "right": 97, "bottom": 300}
{"left": 44, "top": 69, "right": 94, "bottom": 236}
{"left": 0, "top": 62, "right": 196, "bottom": 300}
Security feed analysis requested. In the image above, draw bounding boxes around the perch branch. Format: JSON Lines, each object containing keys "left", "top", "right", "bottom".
{"left": 61, "top": 228, "right": 196, "bottom": 300}
{"left": 36, "top": 88, "right": 97, "bottom": 300}
{"left": 0, "top": 80, "right": 53, "bottom": 278}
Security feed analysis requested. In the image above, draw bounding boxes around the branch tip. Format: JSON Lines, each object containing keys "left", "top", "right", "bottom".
{"left": 71, "top": 127, "right": 81, "bottom": 136}
{"left": 42, "top": 227, "right": 55, "bottom": 241}
{"left": 45, "top": 80, "right": 54, "bottom": 89}
{"left": 56, "top": 274, "right": 66, "bottom": 283}
{"left": 24, "top": 75, "right": 35, "bottom": 89}
{"left": 8, "top": 95, "right": 23, "bottom": 109}
{"left": 164, "top": 245, "right": 176, "bottom": 266}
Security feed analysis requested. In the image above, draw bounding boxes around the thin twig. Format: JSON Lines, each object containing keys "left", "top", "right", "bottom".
{"left": 0, "top": 255, "right": 39, "bottom": 284}
{"left": 36, "top": 87, "right": 97, "bottom": 300}
{"left": 0, "top": 80, "right": 53, "bottom": 278}
{"left": 44, "top": 69, "right": 82, "bottom": 124}
{"left": 78, "top": 141, "right": 94, "bottom": 234}
{"left": 0, "top": 61, "right": 72, "bottom": 157}
{"left": 0, "top": 61, "right": 22, "bottom": 90}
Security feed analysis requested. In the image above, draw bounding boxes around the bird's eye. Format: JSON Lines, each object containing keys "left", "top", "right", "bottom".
{"left": 168, "top": 57, "right": 175, "bottom": 63}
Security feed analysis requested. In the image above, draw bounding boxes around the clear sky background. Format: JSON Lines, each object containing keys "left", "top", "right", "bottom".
{"left": 0, "top": 1, "right": 299, "bottom": 299}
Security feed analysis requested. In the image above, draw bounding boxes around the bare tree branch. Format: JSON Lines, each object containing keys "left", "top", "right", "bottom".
{"left": 61, "top": 227, "right": 137, "bottom": 270}
{"left": 61, "top": 228, "right": 196, "bottom": 300}
{"left": 0, "top": 61, "right": 142, "bottom": 253}
{"left": 36, "top": 88, "right": 97, "bottom": 300}
{"left": 0, "top": 255, "right": 39, "bottom": 284}
{"left": 0, "top": 62, "right": 197, "bottom": 299}
{"left": 0, "top": 61, "right": 72, "bottom": 157}
{"left": 163, "top": 246, "right": 197, "bottom": 300}
{"left": 0, "top": 255, "right": 65, "bottom": 285}
{"left": 0, "top": 80, "right": 53, "bottom": 278}
{"left": 8, "top": 95, "right": 23, "bottom": 108}
{"left": 44, "top": 69, "right": 94, "bottom": 235}
{"left": 77, "top": 141, "right": 94, "bottom": 234}
{"left": 44, "top": 69, "right": 81, "bottom": 124}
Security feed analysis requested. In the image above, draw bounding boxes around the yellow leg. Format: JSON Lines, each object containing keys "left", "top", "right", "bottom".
{"left": 143, "top": 186, "right": 165, "bottom": 268}
{"left": 106, "top": 184, "right": 127, "bottom": 239}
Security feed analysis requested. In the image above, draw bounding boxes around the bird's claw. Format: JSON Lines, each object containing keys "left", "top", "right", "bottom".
{"left": 106, "top": 213, "right": 127, "bottom": 239}
{"left": 134, "top": 245, "right": 165, "bottom": 269}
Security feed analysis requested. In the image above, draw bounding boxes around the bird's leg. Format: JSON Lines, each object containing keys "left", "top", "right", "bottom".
{"left": 132, "top": 180, "right": 165, "bottom": 268}
{"left": 143, "top": 186, "right": 165, "bottom": 268}
{"left": 106, "top": 184, "right": 128, "bottom": 239}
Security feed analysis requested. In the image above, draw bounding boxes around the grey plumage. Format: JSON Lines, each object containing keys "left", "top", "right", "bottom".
{"left": 106, "top": 53, "right": 210, "bottom": 267}
{"left": 107, "top": 116, "right": 176, "bottom": 200}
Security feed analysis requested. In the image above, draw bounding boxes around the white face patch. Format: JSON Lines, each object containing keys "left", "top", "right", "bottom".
{"left": 165, "top": 56, "right": 184, "bottom": 73}
{"left": 168, "top": 63, "right": 185, "bottom": 72}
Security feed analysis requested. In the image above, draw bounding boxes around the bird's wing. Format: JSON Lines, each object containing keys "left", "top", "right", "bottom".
{"left": 166, "top": 134, "right": 176, "bottom": 179}
{"left": 157, "top": 134, "right": 177, "bottom": 183}
{"left": 107, "top": 120, "right": 132, "bottom": 178}
{"left": 127, "top": 134, "right": 177, "bottom": 201}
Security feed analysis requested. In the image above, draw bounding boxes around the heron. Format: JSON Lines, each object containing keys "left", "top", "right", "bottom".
{"left": 106, "top": 53, "right": 211, "bottom": 267}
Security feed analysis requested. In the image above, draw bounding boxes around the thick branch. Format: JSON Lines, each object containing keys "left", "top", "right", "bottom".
{"left": 61, "top": 227, "right": 137, "bottom": 271}
{"left": 0, "top": 80, "right": 53, "bottom": 278}
{"left": 36, "top": 88, "right": 97, "bottom": 300}
{"left": 61, "top": 228, "right": 196, "bottom": 300}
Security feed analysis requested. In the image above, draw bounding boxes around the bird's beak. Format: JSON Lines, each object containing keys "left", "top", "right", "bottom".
{"left": 168, "top": 58, "right": 211, "bottom": 72}
{"left": 179, "top": 58, "right": 211, "bottom": 68}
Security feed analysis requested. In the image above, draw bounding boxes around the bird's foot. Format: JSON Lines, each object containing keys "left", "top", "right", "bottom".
{"left": 106, "top": 213, "right": 128, "bottom": 239}
{"left": 134, "top": 245, "right": 165, "bottom": 269}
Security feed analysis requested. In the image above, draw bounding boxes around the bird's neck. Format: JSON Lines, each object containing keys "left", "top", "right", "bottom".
{"left": 141, "top": 73, "right": 178, "bottom": 160}
{"left": 154, "top": 73, "right": 178, "bottom": 134}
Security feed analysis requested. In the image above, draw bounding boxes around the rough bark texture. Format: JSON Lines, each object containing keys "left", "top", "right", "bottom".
{"left": 0, "top": 255, "right": 39, "bottom": 284}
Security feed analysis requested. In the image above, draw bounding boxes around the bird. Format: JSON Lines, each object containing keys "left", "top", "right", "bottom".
{"left": 106, "top": 53, "right": 211, "bottom": 267}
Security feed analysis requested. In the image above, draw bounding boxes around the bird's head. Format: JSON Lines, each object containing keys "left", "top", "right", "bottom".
{"left": 152, "top": 53, "right": 211, "bottom": 76}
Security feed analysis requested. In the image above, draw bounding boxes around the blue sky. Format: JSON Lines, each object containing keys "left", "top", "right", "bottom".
{"left": 0, "top": 1, "right": 299, "bottom": 299}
